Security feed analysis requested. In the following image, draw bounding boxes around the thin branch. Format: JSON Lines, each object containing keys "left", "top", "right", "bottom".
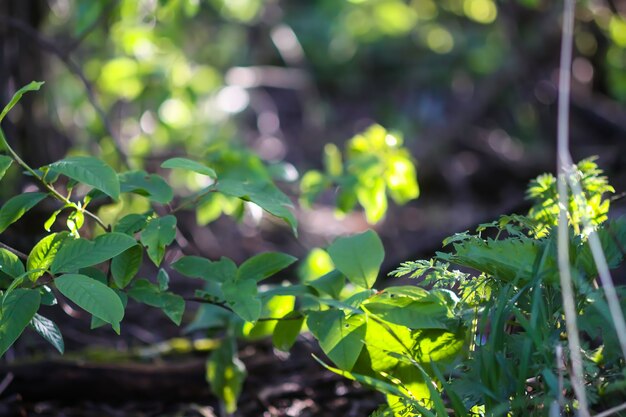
{"left": 184, "top": 296, "right": 303, "bottom": 322}
{"left": 556, "top": 0, "right": 590, "bottom": 415}
{"left": 0, "top": 14, "right": 130, "bottom": 168}
{"left": 594, "top": 402, "right": 626, "bottom": 417}
{"left": 0, "top": 242, "right": 27, "bottom": 260}
{"left": 64, "top": 0, "right": 118, "bottom": 53}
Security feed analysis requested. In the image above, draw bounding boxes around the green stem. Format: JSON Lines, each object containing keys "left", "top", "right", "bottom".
{"left": 0, "top": 127, "right": 109, "bottom": 231}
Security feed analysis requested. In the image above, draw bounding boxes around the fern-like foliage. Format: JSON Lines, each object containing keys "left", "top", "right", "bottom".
{"left": 526, "top": 157, "right": 613, "bottom": 237}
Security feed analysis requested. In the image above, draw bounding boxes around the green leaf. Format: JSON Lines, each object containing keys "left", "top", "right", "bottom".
{"left": 127, "top": 279, "right": 185, "bottom": 325}
{"left": 237, "top": 252, "right": 297, "bottom": 282}
{"left": 217, "top": 178, "right": 297, "bottom": 235}
{"left": 272, "top": 311, "right": 304, "bottom": 351}
{"left": 30, "top": 313, "right": 64, "bottom": 354}
{"left": 119, "top": 170, "right": 173, "bottom": 204}
{"left": 0, "top": 81, "right": 44, "bottom": 123}
{"left": 0, "top": 248, "right": 25, "bottom": 278}
{"left": 47, "top": 156, "right": 120, "bottom": 200}
{"left": 51, "top": 232, "right": 137, "bottom": 273}
{"left": 27, "top": 232, "right": 70, "bottom": 280}
{"left": 242, "top": 295, "right": 295, "bottom": 340}
{"left": 157, "top": 268, "right": 169, "bottom": 291}
{"left": 161, "top": 157, "right": 217, "bottom": 179}
{"left": 140, "top": 215, "right": 177, "bottom": 266}
{"left": 0, "top": 155, "right": 13, "bottom": 181}
{"left": 0, "top": 192, "right": 47, "bottom": 233}
{"left": 172, "top": 256, "right": 237, "bottom": 283}
{"left": 0, "top": 288, "right": 41, "bottom": 357}
{"left": 307, "top": 270, "right": 345, "bottom": 299}
{"left": 356, "top": 177, "right": 388, "bottom": 224}
{"left": 327, "top": 230, "right": 384, "bottom": 289}
{"left": 306, "top": 309, "right": 366, "bottom": 371}
{"left": 113, "top": 213, "right": 148, "bottom": 235}
{"left": 222, "top": 279, "right": 261, "bottom": 322}
{"left": 364, "top": 296, "right": 452, "bottom": 330}
{"left": 111, "top": 245, "right": 143, "bottom": 289}
{"left": 206, "top": 337, "right": 246, "bottom": 414}
{"left": 54, "top": 274, "right": 124, "bottom": 332}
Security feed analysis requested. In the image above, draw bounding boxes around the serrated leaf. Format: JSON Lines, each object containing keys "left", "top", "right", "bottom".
{"left": 306, "top": 309, "right": 366, "bottom": 371}
{"left": 0, "top": 192, "right": 47, "bottom": 233}
{"left": 172, "top": 256, "right": 237, "bottom": 283}
{"left": 0, "top": 155, "right": 13, "bottom": 181}
{"left": 51, "top": 232, "right": 137, "bottom": 273}
{"left": 237, "top": 252, "right": 297, "bottom": 282}
{"left": 55, "top": 274, "right": 124, "bottom": 331}
{"left": 0, "top": 81, "right": 44, "bottom": 123}
{"left": 47, "top": 156, "right": 120, "bottom": 200}
{"left": 222, "top": 279, "right": 261, "bottom": 322}
{"left": 127, "top": 279, "right": 185, "bottom": 325}
{"left": 206, "top": 337, "right": 246, "bottom": 414}
{"left": 272, "top": 311, "right": 304, "bottom": 351}
{"left": 30, "top": 313, "right": 64, "bottom": 354}
{"left": 0, "top": 288, "right": 41, "bottom": 357}
{"left": 161, "top": 157, "right": 217, "bottom": 179}
{"left": 217, "top": 179, "right": 297, "bottom": 235}
{"left": 327, "top": 230, "right": 384, "bottom": 289}
{"left": 0, "top": 248, "right": 25, "bottom": 278}
{"left": 27, "top": 232, "right": 71, "bottom": 281}
{"left": 140, "top": 215, "right": 177, "bottom": 266}
{"left": 119, "top": 170, "right": 173, "bottom": 204}
{"left": 111, "top": 245, "right": 143, "bottom": 288}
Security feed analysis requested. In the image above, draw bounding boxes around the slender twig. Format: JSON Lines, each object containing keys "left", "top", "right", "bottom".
{"left": 555, "top": 0, "right": 590, "bottom": 415}
{"left": 64, "top": 0, "right": 118, "bottom": 53}
{"left": 183, "top": 296, "right": 303, "bottom": 322}
{"left": 0, "top": 14, "right": 130, "bottom": 168}
{"left": 594, "top": 402, "right": 626, "bottom": 417}
{"left": 0, "top": 242, "right": 27, "bottom": 260}
{"left": 0, "top": 128, "right": 109, "bottom": 231}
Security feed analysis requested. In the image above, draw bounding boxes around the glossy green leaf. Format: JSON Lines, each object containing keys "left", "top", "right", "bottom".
{"left": 327, "top": 230, "right": 384, "bottom": 289}
{"left": 111, "top": 245, "right": 143, "bottom": 288}
{"left": 0, "top": 192, "right": 47, "bottom": 233}
{"left": 47, "top": 156, "right": 120, "bottom": 200}
{"left": 307, "top": 309, "right": 366, "bottom": 371}
{"left": 161, "top": 157, "right": 217, "bottom": 179}
{"left": 206, "top": 337, "right": 246, "bottom": 414}
{"left": 0, "top": 155, "right": 13, "bottom": 181}
{"left": 217, "top": 178, "right": 297, "bottom": 234}
{"left": 0, "top": 288, "right": 41, "bottom": 356}
{"left": 127, "top": 279, "right": 185, "bottom": 325}
{"left": 0, "top": 81, "right": 44, "bottom": 123}
{"left": 113, "top": 213, "right": 148, "bottom": 235}
{"left": 27, "top": 232, "right": 70, "bottom": 280}
{"left": 272, "top": 311, "right": 304, "bottom": 351}
{"left": 237, "top": 252, "right": 297, "bottom": 282}
{"left": 55, "top": 274, "right": 124, "bottom": 332}
{"left": 307, "top": 270, "right": 345, "bottom": 299}
{"left": 119, "top": 170, "right": 173, "bottom": 204}
{"left": 364, "top": 296, "right": 451, "bottom": 330}
{"left": 30, "top": 313, "right": 64, "bottom": 354}
{"left": 172, "top": 256, "right": 237, "bottom": 283}
{"left": 140, "top": 215, "right": 177, "bottom": 266}
{"left": 51, "top": 232, "right": 137, "bottom": 273}
{"left": 0, "top": 248, "right": 25, "bottom": 278}
{"left": 222, "top": 279, "right": 261, "bottom": 322}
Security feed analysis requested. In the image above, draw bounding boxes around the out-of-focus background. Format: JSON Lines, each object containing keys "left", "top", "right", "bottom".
{"left": 1, "top": 0, "right": 626, "bottom": 415}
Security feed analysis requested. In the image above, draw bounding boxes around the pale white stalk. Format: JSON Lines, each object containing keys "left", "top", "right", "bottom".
{"left": 556, "top": 0, "right": 590, "bottom": 415}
